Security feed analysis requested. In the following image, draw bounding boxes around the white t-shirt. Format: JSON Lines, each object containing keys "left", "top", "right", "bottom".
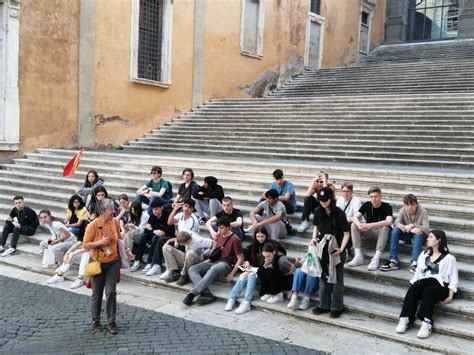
{"left": 411, "top": 251, "right": 459, "bottom": 293}
{"left": 336, "top": 196, "right": 364, "bottom": 223}
{"left": 46, "top": 221, "right": 77, "bottom": 242}
{"left": 174, "top": 212, "right": 199, "bottom": 233}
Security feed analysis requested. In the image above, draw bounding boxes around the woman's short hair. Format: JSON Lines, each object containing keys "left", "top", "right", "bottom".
{"left": 98, "top": 198, "right": 115, "bottom": 214}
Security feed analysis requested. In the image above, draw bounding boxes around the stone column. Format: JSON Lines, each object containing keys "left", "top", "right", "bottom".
{"left": 384, "top": 0, "right": 409, "bottom": 44}
{"left": 78, "top": 0, "right": 96, "bottom": 148}
{"left": 458, "top": 0, "right": 474, "bottom": 38}
{"left": 192, "top": 0, "right": 205, "bottom": 109}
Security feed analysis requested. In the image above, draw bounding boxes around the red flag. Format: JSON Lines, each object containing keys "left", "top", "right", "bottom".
{"left": 62, "top": 148, "right": 84, "bottom": 177}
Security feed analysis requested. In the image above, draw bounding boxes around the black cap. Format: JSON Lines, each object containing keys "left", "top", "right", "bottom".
{"left": 317, "top": 187, "right": 333, "bottom": 202}
{"left": 150, "top": 198, "right": 164, "bottom": 208}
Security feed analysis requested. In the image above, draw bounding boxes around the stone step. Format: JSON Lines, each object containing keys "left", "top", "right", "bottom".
{"left": 270, "top": 89, "right": 474, "bottom": 97}
{"left": 1, "top": 248, "right": 471, "bottom": 353}
{"left": 5, "top": 239, "right": 474, "bottom": 345}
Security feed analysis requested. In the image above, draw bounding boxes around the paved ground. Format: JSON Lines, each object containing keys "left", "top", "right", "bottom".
{"left": 0, "top": 275, "right": 320, "bottom": 354}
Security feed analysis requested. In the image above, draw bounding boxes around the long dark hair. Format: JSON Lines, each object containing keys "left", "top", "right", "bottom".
{"left": 262, "top": 242, "right": 279, "bottom": 268}
{"left": 250, "top": 225, "right": 270, "bottom": 266}
{"left": 88, "top": 186, "right": 109, "bottom": 211}
{"left": 68, "top": 194, "right": 85, "bottom": 212}
{"left": 84, "top": 170, "right": 99, "bottom": 187}
{"left": 427, "top": 229, "right": 450, "bottom": 256}
{"left": 129, "top": 201, "right": 143, "bottom": 226}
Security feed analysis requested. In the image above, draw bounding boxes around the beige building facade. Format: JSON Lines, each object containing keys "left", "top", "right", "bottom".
{"left": 0, "top": 0, "right": 387, "bottom": 158}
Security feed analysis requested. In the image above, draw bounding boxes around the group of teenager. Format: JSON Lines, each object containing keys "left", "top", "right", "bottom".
{"left": 0, "top": 166, "right": 458, "bottom": 339}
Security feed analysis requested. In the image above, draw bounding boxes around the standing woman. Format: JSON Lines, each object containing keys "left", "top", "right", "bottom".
{"left": 396, "top": 230, "right": 458, "bottom": 339}
{"left": 83, "top": 198, "right": 121, "bottom": 334}
{"left": 76, "top": 170, "right": 104, "bottom": 206}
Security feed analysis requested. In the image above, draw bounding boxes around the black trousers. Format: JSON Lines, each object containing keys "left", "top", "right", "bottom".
{"left": 258, "top": 267, "right": 293, "bottom": 296}
{"left": 400, "top": 278, "right": 449, "bottom": 323}
{"left": 301, "top": 196, "right": 318, "bottom": 221}
{"left": 91, "top": 259, "right": 120, "bottom": 324}
{"left": 1, "top": 220, "right": 36, "bottom": 249}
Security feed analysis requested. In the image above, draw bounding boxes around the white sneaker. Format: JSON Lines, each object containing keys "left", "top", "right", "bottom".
{"left": 70, "top": 279, "right": 85, "bottom": 289}
{"left": 297, "top": 220, "right": 310, "bottom": 233}
{"left": 142, "top": 264, "right": 152, "bottom": 274}
{"left": 160, "top": 270, "right": 173, "bottom": 280}
{"left": 146, "top": 264, "right": 161, "bottom": 276}
{"left": 267, "top": 292, "right": 284, "bottom": 304}
{"left": 235, "top": 301, "right": 251, "bottom": 314}
{"left": 347, "top": 255, "right": 364, "bottom": 267}
{"left": 396, "top": 317, "right": 409, "bottom": 334}
{"left": 287, "top": 296, "right": 298, "bottom": 309}
{"left": 46, "top": 274, "right": 64, "bottom": 284}
{"left": 417, "top": 319, "right": 432, "bottom": 339}
{"left": 1, "top": 247, "right": 16, "bottom": 257}
{"left": 130, "top": 261, "right": 140, "bottom": 272}
{"left": 225, "top": 299, "right": 235, "bottom": 311}
{"left": 367, "top": 258, "right": 380, "bottom": 271}
{"left": 299, "top": 296, "right": 311, "bottom": 310}
{"left": 260, "top": 294, "right": 271, "bottom": 302}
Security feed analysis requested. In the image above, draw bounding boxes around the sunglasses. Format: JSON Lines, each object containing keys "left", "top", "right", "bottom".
{"left": 316, "top": 180, "right": 323, "bottom": 183}
{"left": 150, "top": 171, "right": 158, "bottom": 175}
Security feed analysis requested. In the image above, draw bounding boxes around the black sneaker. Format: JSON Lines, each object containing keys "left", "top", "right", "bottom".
{"left": 182, "top": 292, "right": 195, "bottom": 306}
{"left": 330, "top": 310, "right": 343, "bottom": 318}
{"left": 312, "top": 307, "right": 330, "bottom": 315}
{"left": 197, "top": 291, "right": 217, "bottom": 305}
{"left": 176, "top": 275, "right": 189, "bottom": 286}
{"left": 380, "top": 260, "right": 399, "bottom": 272}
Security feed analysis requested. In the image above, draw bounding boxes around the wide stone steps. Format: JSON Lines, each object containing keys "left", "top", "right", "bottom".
{"left": 1, "top": 246, "right": 472, "bottom": 353}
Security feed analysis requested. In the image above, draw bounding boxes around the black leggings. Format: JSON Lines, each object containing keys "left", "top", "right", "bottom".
{"left": 400, "top": 278, "right": 449, "bottom": 323}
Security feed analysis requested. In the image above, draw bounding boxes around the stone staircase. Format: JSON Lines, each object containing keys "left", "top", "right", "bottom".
{"left": 1, "top": 39, "right": 474, "bottom": 352}
{"left": 0, "top": 148, "right": 473, "bottom": 353}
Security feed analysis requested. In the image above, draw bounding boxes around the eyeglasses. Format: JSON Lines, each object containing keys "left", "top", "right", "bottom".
{"left": 316, "top": 180, "right": 323, "bottom": 184}
{"left": 150, "top": 171, "right": 158, "bottom": 175}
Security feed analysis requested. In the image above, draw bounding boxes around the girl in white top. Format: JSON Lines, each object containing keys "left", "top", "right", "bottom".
{"left": 396, "top": 229, "right": 458, "bottom": 339}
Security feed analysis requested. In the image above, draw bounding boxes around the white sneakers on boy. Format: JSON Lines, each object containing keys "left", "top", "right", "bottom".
{"left": 160, "top": 270, "right": 173, "bottom": 280}
{"left": 146, "top": 264, "right": 161, "bottom": 276}
{"left": 142, "top": 264, "right": 153, "bottom": 274}
{"left": 367, "top": 258, "right": 380, "bottom": 271}
{"left": 297, "top": 220, "right": 310, "bottom": 233}
{"left": 348, "top": 255, "right": 364, "bottom": 267}
{"left": 1, "top": 247, "right": 16, "bottom": 257}
{"left": 235, "top": 301, "right": 251, "bottom": 314}
{"left": 130, "top": 261, "right": 140, "bottom": 272}
{"left": 225, "top": 299, "right": 235, "bottom": 311}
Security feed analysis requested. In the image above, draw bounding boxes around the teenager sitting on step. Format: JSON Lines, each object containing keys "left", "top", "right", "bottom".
{"left": 248, "top": 189, "right": 288, "bottom": 240}
{"left": 172, "top": 168, "right": 200, "bottom": 208}
{"left": 396, "top": 230, "right": 458, "bottom": 339}
{"left": 76, "top": 170, "right": 104, "bottom": 207}
{"left": 183, "top": 217, "right": 244, "bottom": 306}
{"left": 287, "top": 251, "right": 317, "bottom": 311}
{"left": 381, "top": 194, "right": 430, "bottom": 273}
{"left": 192, "top": 176, "right": 224, "bottom": 224}
{"left": 225, "top": 226, "right": 286, "bottom": 314}
{"left": 349, "top": 186, "right": 393, "bottom": 271}
{"left": 298, "top": 171, "right": 336, "bottom": 233}
{"left": 122, "top": 201, "right": 149, "bottom": 253}
{"left": 261, "top": 169, "right": 297, "bottom": 215}
{"left": 0, "top": 195, "right": 39, "bottom": 257}
{"left": 161, "top": 230, "right": 215, "bottom": 285}
{"left": 39, "top": 210, "right": 77, "bottom": 267}
{"left": 135, "top": 166, "right": 173, "bottom": 215}
{"left": 206, "top": 196, "right": 244, "bottom": 240}
{"left": 130, "top": 198, "right": 175, "bottom": 275}
{"left": 64, "top": 195, "right": 88, "bottom": 236}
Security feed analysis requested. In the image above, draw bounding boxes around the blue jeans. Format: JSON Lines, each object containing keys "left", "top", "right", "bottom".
{"left": 291, "top": 268, "right": 319, "bottom": 296}
{"left": 389, "top": 227, "right": 426, "bottom": 263}
{"left": 230, "top": 273, "right": 259, "bottom": 302}
{"left": 68, "top": 227, "right": 81, "bottom": 236}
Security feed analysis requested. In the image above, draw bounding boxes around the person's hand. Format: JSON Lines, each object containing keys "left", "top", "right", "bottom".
{"left": 294, "top": 257, "right": 303, "bottom": 268}
{"left": 403, "top": 224, "right": 414, "bottom": 233}
{"left": 359, "top": 223, "right": 369, "bottom": 232}
{"left": 210, "top": 230, "right": 218, "bottom": 240}
{"left": 242, "top": 261, "right": 250, "bottom": 268}
{"left": 411, "top": 227, "right": 422, "bottom": 235}
{"left": 6, "top": 216, "right": 13, "bottom": 222}
{"left": 12, "top": 222, "right": 21, "bottom": 229}
{"left": 51, "top": 239, "right": 60, "bottom": 245}
{"left": 310, "top": 239, "right": 318, "bottom": 247}
{"left": 440, "top": 295, "right": 453, "bottom": 304}
{"left": 251, "top": 221, "right": 259, "bottom": 229}
{"left": 154, "top": 229, "right": 165, "bottom": 237}
{"left": 225, "top": 273, "right": 234, "bottom": 283}
{"left": 331, "top": 247, "right": 343, "bottom": 256}
{"left": 146, "top": 223, "right": 152, "bottom": 231}
{"left": 102, "top": 237, "right": 110, "bottom": 246}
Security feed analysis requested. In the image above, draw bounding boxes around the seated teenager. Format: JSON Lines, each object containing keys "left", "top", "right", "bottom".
{"left": 130, "top": 199, "right": 175, "bottom": 275}
{"left": 122, "top": 201, "right": 149, "bottom": 253}
{"left": 225, "top": 226, "right": 286, "bottom": 314}
{"left": 135, "top": 166, "right": 173, "bottom": 214}
{"left": 206, "top": 196, "right": 244, "bottom": 240}
{"left": 161, "top": 230, "right": 215, "bottom": 285}
{"left": 192, "top": 176, "right": 224, "bottom": 224}
{"left": 171, "top": 168, "right": 199, "bottom": 208}
{"left": 64, "top": 195, "right": 88, "bottom": 236}
{"left": 248, "top": 189, "right": 288, "bottom": 240}
{"left": 76, "top": 170, "right": 104, "bottom": 207}
{"left": 287, "top": 246, "right": 317, "bottom": 310}
{"left": 262, "top": 169, "right": 297, "bottom": 215}
{"left": 258, "top": 243, "right": 295, "bottom": 304}
{"left": 39, "top": 210, "right": 77, "bottom": 267}
{"left": 183, "top": 217, "right": 244, "bottom": 306}
{"left": 396, "top": 230, "right": 458, "bottom": 339}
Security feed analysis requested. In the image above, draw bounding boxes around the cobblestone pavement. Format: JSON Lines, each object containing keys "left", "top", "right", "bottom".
{"left": 0, "top": 275, "right": 321, "bottom": 354}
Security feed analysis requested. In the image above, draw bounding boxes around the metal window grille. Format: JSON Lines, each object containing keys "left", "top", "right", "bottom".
{"left": 138, "top": 0, "right": 163, "bottom": 82}
{"left": 310, "top": 0, "right": 321, "bottom": 15}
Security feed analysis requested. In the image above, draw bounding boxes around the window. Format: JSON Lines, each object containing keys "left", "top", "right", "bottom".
{"left": 131, "top": 0, "right": 173, "bottom": 86}
{"left": 310, "top": 0, "right": 321, "bottom": 15}
{"left": 407, "top": 0, "right": 459, "bottom": 41}
{"left": 240, "top": 0, "right": 265, "bottom": 58}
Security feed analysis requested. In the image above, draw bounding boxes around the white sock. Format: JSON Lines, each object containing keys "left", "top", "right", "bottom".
{"left": 373, "top": 251, "right": 382, "bottom": 260}
{"left": 302, "top": 295, "right": 310, "bottom": 300}
{"left": 291, "top": 294, "right": 298, "bottom": 300}
{"left": 354, "top": 248, "right": 362, "bottom": 258}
